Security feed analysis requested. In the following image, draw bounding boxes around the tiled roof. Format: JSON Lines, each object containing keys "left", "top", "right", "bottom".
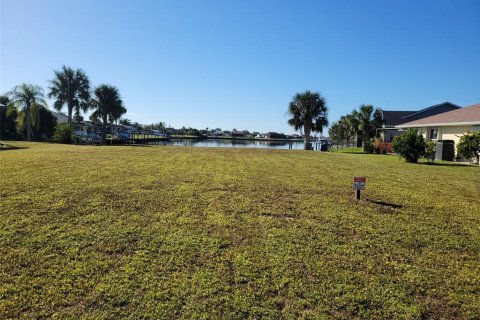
{"left": 397, "top": 104, "right": 480, "bottom": 127}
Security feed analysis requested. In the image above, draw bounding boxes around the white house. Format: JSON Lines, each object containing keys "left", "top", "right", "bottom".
{"left": 396, "top": 103, "right": 480, "bottom": 148}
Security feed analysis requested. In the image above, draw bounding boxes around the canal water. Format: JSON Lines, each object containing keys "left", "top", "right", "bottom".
{"left": 148, "top": 139, "right": 307, "bottom": 150}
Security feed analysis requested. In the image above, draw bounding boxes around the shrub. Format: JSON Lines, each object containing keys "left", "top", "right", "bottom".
{"left": 53, "top": 123, "right": 75, "bottom": 144}
{"left": 457, "top": 131, "right": 480, "bottom": 164}
{"left": 392, "top": 129, "right": 426, "bottom": 163}
{"left": 363, "top": 138, "right": 375, "bottom": 154}
{"left": 373, "top": 138, "right": 392, "bottom": 154}
{"left": 424, "top": 141, "right": 436, "bottom": 163}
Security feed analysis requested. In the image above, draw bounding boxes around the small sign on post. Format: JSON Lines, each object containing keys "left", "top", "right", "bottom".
{"left": 353, "top": 177, "right": 366, "bottom": 200}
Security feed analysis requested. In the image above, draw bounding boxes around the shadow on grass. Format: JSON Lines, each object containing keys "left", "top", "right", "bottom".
{"left": 332, "top": 151, "right": 367, "bottom": 154}
{"left": 0, "top": 143, "right": 29, "bottom": 151}
{"left": 82, "top": 143, "right": 153, "bottom": 148}
{"left": 113, "top": 144, "right": 153, "bottom": 148}
{"left": 366, "top": 198, "right": 404, "bottom": 209}
{"left": 417, "top": 161, "right": 475, "bottom": 167}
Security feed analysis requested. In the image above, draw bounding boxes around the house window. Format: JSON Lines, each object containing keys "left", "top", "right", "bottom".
{"left": 429, "top": 128, "right": 438, "bottom": 140}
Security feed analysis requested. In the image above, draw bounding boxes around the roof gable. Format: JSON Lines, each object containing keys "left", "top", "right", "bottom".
{"left": 383, "top": 102, "right": 461, "bottom": 127}
{"left": 402, "top": 102, "right": 461, "bottom": 120}
{"left": 397, "top": 104, "right": 480, "bottom": 127}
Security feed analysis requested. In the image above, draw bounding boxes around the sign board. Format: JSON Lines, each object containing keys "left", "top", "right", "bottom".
{"left": 353, "top": 177, "right": 366, "bottom": 190}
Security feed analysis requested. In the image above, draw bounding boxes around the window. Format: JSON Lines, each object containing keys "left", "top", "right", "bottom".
{"left": 429, "top": 128, "right": 438, "bottom": 140}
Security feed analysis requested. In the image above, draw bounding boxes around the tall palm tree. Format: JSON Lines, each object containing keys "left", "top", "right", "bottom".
{"left": 352, "top": 104, "right": 384, "bottom": 146}
{"left": 48, "top": 65, "right": 90, "bottom": 123}
{"left": 287, "top": 90, "right": 329, "bottom": 150}
{"left": 7, "top": 84, "right": 47, "bottom": 141}
{"left": 90, "top": 85, "right": 126, "bottom": 144}
{"left": 337, "top": 114, "right": 357, "bottom": 147}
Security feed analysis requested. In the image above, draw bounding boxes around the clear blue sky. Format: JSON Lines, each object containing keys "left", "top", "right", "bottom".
{"left": 1, "top": 0, "right": 479, "bottom": 133}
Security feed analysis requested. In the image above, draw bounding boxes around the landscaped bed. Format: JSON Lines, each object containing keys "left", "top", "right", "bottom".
{"left": 1, "top": 142, "right": 479, "bottom": 319}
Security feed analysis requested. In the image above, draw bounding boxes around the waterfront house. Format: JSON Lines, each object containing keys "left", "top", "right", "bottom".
{"left": 231, "top": 130, "right": 245, "bottom": 138}
{"left": 380, "top": 102, "right": 460, "bottom": 142}
{"left": 208, "top": 130, "right": 225, "bottom": 137}
{"left": 264, "top": 132, "right": 287, "bottom": 139}
{"left": 396, "top": 103, "right": 480, "bottom": 150}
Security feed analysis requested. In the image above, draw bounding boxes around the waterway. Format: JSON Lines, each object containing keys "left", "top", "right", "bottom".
{"left": 147, "top": 138, "right": 308, "bottom": 150}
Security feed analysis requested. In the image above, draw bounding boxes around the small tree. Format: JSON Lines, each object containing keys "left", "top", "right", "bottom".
{"left": 424, "top": 141, "right": 436, "bottom": 163}
{"left": 0, "top": 95, "right": 19, "bottom": 139}
{"left": 457, "top": 131, "right": 480, "bottom": 164}
{"left": 363, "top": 138, "right": 375, "bottom": 154}
{"left": 392, "top": 129, "right": 426, "bottom": 163}
{"left": 53, "top": 123, "right": 75, "bottom": 144}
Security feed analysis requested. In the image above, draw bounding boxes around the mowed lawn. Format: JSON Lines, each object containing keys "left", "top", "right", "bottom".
{"left": 1, "top": 143, "right": 479, "bottom": 319}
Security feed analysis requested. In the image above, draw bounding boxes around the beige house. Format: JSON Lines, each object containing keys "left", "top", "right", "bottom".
{"left": 396, "top": 103, "right": 480, "bottom": 148}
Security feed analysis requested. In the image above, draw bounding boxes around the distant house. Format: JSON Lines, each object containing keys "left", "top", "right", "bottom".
{"left": 122, "top": 125, "right": 138, "bottom": 134}
{"left": 264, "top": 132, "right": 286, "bottom": 139}
{"left": 166, "top": 127, "right": 177, "bottom": 135}
{"left": 287, "top": 134, "right": 303, "bottom": 140}
{"left": 230, "top": 130, "right": 245, "bottom": 138}
{"left": 208, "top": 130, "right": 225, "bottom": 137}
{"left": 51, "top": 111, "right": 69, "bottom": 124}
{"left": 396, "top": 103, "right": 480, "bottom": 151}
{"left": 380, "top": 102, "right": 461, "bottom": 142}
{"left": 71, "top": 121, "right": 103, "bottom": 141}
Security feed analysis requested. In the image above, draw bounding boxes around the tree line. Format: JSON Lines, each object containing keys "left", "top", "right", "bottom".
{"left": 328, "top": 105, "right": 384, "bottom": 151}
{"left": 0, "top": 65, "right": 126, "bottom": 144}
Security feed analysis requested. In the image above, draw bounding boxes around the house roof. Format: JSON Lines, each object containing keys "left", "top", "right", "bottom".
{"left": 401, "top": 102, "right": 460, "bottom": 120}
{"left": 51, "top": 111, "right": 69, "bottom": 123}
{"left": 397, "top": 103, "right": 480, "bottom": 128}
{"left": 382, "top": 102, "right": 461, "bottom": 127}
{"left": 382, "top": 111, "right": 416, "bottom": 126}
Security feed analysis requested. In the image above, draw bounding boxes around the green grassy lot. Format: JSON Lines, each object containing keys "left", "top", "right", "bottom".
{"left": 1, "top": 142, "right": 479, "bottom": 319}
{"left": 330, "top": 146, "right": 365, "bottom": 153}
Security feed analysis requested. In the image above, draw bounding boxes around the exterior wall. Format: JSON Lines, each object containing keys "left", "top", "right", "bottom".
{"left": 411, "top": 125, "right": 479, "bottom": 155}
{"left": 440, "top": 126, "right": 476, "bottom": 146}
{"left": 397, "top": 125, "right": 479, "bottom": 158}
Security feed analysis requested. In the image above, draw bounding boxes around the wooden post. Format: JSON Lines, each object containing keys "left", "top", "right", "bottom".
{"left": 356, "top": 189, "right": 361, "bottom": 200}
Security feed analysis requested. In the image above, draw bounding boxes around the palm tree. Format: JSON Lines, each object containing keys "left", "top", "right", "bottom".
{"left": 287, "top": 90, "right": 328, "bottom": 150}
{"left": 338, "top": 115, "right": 357, "bottom": 147}
{"left": 7, "top": 84, "right": 47, "bottom": 141}
{"left": 352, "top": 104, "right": 384, "bottom": 146}
{"left": 90, "top": 85, "right": 126, "bottom": 144}
{"left": 48, "top": 65, "right": 90, "bottom": 123}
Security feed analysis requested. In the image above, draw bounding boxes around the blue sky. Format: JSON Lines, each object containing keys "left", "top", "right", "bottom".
{"left": 1, "top": 0, "right": 479, "bottom": 133}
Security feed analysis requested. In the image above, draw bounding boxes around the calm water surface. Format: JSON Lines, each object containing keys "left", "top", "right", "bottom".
{"left": 148, "top": 139, "right": 308, "bottom": 150}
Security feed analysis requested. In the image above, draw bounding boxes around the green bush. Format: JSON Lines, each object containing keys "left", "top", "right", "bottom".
{"left": 53, "top": 123, "right": 75, "bottom": 144}
{"left": 392, "top": 129, "right": 426, "bottom": 163}
{"left": 424, "top": 141, "right": 436, "bottom": 163}
{"left": 457, "top": 131, "right": 480, "bottom": 164}
{"left": 363, "top": 138, "right": 375, "bottom": 154}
